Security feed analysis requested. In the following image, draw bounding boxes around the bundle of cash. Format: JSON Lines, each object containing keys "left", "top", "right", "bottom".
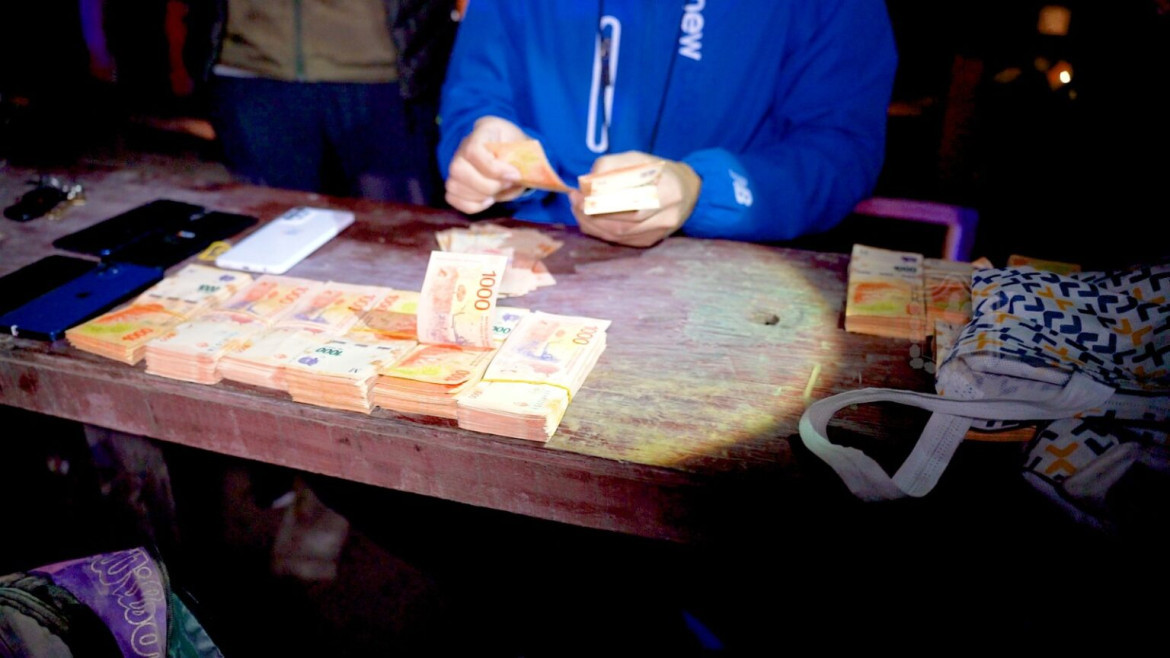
{"left": 66, "top": 264, "right": 252, "bottom": 365}
{"left": 435, "top": 223, "right": 561, "bottom": 297}
{"left": 284, "top": 337, "right": 416, "bottom": 414}
{"left": 486, "top": 138, "right": 664, "bottom": 215}
{"left": 455, "top": 311, "right": 610, "bottom": 442}
{"left": 372, "top": 306, "right": 529, "bottom": 419}
{"left": 578, "top": 159, "right": 665, "bottom": 215}
{"left": 341, "top": 289, "right": 420, "bottom": 343}
{"left": 215, "top": 279, "right": 388, "bottom": 389}
{"left": 372, "top": 343, "right": 498, "bottom": 419}
{"left": 371, "top": 249, "right": 522, "bottom": 417}
{"left": 1006, "top": 253, "right": 1081, "bottom": 274}
{"left": 144, "top": 274, "right": 324, "bottom": 384}
{"left": 215, "top": 323, "right": 329, "bottom": 390}
{"left": 143, "top": 309, "right": 272, "bottom": 384}
{"left": 843, "top": 244, "right": 927, "bottom": 341}
{"left": 924, "top": 258, "right": 976, "bottom": 327}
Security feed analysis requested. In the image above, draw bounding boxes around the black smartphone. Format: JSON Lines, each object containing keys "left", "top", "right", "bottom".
{"left": 0, "top": 255, "right": 100, "bottom": 317}
{"left": 52, "top": 199, "right": 207, "bottom": 257}
{"left": 104, "top": 210, "right": 259, "bottom": 268}
{"left": 0, "top": 262, "right": 165, "bottom": 341}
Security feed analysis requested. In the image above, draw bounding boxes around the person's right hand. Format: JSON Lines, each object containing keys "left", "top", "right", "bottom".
{"left": 445, "top": 116, "right": 530, "bottom": 214}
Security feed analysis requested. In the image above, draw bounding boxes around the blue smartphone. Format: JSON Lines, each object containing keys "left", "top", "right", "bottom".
{"left": 0, "top": 255, "right": 99, "bottom": 317}
{"left": 0, "top": 262, "right": 165, "bottom": 341}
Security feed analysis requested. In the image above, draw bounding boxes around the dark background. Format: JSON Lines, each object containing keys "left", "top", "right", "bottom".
{"left": 878, "top": 0, "right": 1169, "bottom": 269}
{"left": 2, "top": 3, "right": 1168, "bottom": 655}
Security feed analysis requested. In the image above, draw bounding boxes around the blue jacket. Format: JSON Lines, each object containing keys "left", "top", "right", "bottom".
{"left": 437, "top": 0, "right": 897, "bottom": 243}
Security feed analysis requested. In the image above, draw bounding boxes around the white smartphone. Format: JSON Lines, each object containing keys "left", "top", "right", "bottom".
{"left": 215, "top": 206, "right": 355, "bottom": 274}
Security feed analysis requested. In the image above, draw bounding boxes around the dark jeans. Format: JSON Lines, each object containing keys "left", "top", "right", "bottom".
{"left": 209, "top": 75, "right": 443, "bottom": 206}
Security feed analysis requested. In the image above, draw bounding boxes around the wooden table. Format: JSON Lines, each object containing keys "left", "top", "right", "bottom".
{"left": 1, "top": 162, "right": 938, "bottom": 544}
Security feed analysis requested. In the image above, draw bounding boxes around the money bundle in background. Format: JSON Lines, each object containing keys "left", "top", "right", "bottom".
{"left": 1006, "top": 253, "right": 1081, "bottom": 274}
{"left": 923, "top": 258, "right": 977, "bottom": 327}
{"left": 844, "top": 244, "right": 927, "bottom": 341}
{"left": 845, "top": 245, "right": 1001, "bottom": 368}
{"left": 924, "top": 258, "right": 981, "bottom": 365}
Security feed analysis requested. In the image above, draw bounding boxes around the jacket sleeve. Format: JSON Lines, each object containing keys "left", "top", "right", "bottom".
{"left": 436, "top": 1, "right": 526, "bottom": 180}
{"left": 680, "top": 0, "right": 897, "bottom": 243}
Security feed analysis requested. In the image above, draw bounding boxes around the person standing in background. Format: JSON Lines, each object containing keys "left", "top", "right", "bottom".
{"left": 210, "top": 0, "right": 459, "bottom": 205}
{"left": 208, "top": 0, "right": 461, "bottom": 571}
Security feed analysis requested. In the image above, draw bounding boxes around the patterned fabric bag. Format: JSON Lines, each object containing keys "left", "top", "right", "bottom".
{"left": 800, "top": 263, "right": 1169, "bottom": 529}
{"left": 0, "top": 546, "right": 223, "bottom": 658}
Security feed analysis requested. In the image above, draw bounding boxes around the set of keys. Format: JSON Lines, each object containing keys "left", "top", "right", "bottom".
{"left": 3, "top": 175, "right": 86, "bottom": 222}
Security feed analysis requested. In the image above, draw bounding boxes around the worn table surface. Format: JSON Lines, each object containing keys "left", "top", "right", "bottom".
{"left": 0, "top": 162, "right": 937, "bottom": 543}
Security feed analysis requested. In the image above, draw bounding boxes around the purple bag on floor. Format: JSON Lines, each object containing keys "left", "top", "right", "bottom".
{"left": 33, "top": 548, "right": 171, "bottom": 657}
{"left": 1, "top": 547, "right": 222, "bottom": 658}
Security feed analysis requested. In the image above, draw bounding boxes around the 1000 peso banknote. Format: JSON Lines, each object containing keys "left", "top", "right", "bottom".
{"left": 416, "top": 251, "right": 509, "bottom": 348}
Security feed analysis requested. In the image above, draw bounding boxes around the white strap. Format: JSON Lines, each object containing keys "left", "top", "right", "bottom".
{"left": 799, "top": 373, "right": 1115, "bottom": 501}
{"left": 892, "top": 410, "right": 972, "bottom": 497}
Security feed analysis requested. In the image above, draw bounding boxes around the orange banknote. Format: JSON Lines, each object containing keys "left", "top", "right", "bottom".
{"left": 486, "top": 139, "right": 573, "bottom": 193}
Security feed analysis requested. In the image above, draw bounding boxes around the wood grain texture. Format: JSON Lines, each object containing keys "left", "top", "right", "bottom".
{"left": 1, "top": 163, "right": 942, "bottom": 543}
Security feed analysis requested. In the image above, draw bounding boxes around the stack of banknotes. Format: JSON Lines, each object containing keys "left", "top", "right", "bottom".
{"left": 455, "top": 311, "right": 610, "bottom": 442}
{"left": 65, "top": 264, "right": 253, "bottom": 365}
{"left": 844, "top": 244, "right": 929, "bottom": 340}
{"left": 578, "top": 159, "right": 665, "bottom": 215}
{"left": 435, "top": 223, "right": 561, "bottom": 297}
{"left": 66, "top": 250, "right": 609, "bottom": 441}
{"left": 284, "top": 337, "right": 417, "bottom": 414}
{"left": 144, "top": 277, "right": 383, "bottom": 385}
{"left": 843, "top": 245, "right": 1087, "bottom": 368}
{"left": 923, "top": 257, "right": 983, "bottom": 364}
{"left": 213, "top": 279, "right": 388, "bottom": 390}
{"left": 368, "top": 249, "right": 509, "bottom": 417}
{"left": 929, "top": 253, "right": 1072, "bottom": 364}
{"left": 844, "top": 244, "right": 1002, "bottom": 366}
{"left": 372, "top": 302, "right": 529, "bottom": 420}
{"left": 487, "top": 137, "right": 665, "bottom": 215}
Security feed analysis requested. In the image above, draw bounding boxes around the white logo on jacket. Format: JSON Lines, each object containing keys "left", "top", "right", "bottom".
{"left": 730, "top": 170, "right": 753, "bottom": 207}
{"left": 679, "top": 0, "right": 706, "bottom": 61}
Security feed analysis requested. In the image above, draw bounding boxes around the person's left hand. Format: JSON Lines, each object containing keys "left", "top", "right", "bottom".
{"left": 570, "top": 151, "right": 701, "bottom": 248}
